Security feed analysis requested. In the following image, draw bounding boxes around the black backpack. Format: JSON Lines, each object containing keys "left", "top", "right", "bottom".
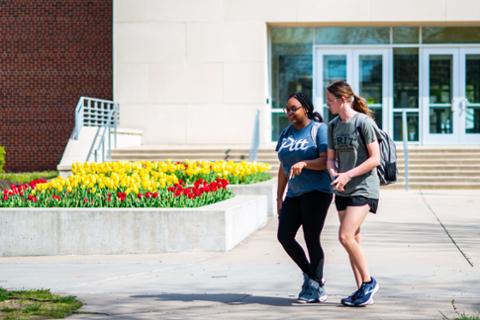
{"left": 371, "top": 129, "right": 398, "bottom": 185}
{"left": 331, "top": 117, "right": 397, "bottom": 185}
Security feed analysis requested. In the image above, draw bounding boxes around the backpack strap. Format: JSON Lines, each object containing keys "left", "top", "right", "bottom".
{"left": 275, "top": 124, "right": 292, "bottom": 152}
{"left": 329, "top": 116, "right": 339, "bottom": 149}
{"left": 356, "top": 124, "right": 368, "bottom": 153}
{"left": 310, "top": 122, "right": 321, "bottom": 150}
{"left": 356, "top": 117, "right": 383, "bottom": 154}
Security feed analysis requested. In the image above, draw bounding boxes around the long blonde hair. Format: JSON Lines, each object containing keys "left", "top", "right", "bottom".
{"left": 327, "top": 80, "right": 373, "bottom": 118}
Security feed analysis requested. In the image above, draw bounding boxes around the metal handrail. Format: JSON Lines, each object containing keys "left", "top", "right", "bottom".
{"left": 87, "top": 108, "right": 118, "bottom": 162}
{"left": 249, "top": 109, "right": 260, "bottom": 161}
{"left": 86, "top": 126, "right": 102, "bottom": 162}
{"left": 401, "top": 110, "right": 409, "bottom": 191}
{"left": 71, "top": 96, "right": 119, "bottom": 162}
{"left": 73, "top": 98, "right": 84, "bottom": 140}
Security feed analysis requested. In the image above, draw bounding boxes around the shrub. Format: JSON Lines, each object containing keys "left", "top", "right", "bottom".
{"left": 0, "top": 146, "right": 5, "bottom": 173}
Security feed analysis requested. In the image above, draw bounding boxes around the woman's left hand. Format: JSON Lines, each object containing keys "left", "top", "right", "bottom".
{"left": 289, "top": 161, "right": 307, "bottom": 179}
{"left": 331, "top": 172, "right": 352, "bottom": 192}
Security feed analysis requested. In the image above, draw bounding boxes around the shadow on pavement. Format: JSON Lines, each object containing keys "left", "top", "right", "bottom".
{"left": 131, "top": 293, "right": 341, "bottom": 308}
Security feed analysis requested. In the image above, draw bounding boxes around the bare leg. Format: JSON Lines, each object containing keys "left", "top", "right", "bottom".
{"left": 338, "top": 211, "right": 363, "bottom": 288}
{"left": 353, "top": 228, "right": 362, "bottom": 288}
{"left": 338, "top": 205, "right": 371, "bottom": 284}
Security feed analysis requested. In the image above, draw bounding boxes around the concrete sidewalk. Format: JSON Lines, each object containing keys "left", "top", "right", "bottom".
{"left": 1, "top": 190, "right": 479, "bottom": 319}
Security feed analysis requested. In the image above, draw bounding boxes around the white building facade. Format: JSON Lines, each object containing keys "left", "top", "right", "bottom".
{"left": 114, "top": 0, "right": 480, "bottom": 147}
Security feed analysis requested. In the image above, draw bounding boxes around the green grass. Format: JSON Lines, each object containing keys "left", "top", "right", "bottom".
{"left": 455, "top": 315, "right": 480, "bottom": 320}
{"left": 0, "top": 288, "right": 82, "bottom": 319}
{"left": 0, "top": 171, "right": 58, "bottom": 189}
{"left": 445, "top": 300, "right": 480, "bottom": 320}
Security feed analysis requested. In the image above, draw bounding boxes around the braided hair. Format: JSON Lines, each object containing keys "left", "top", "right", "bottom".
{"left": 287, "top": 92, "right": 324, "bottom": 123}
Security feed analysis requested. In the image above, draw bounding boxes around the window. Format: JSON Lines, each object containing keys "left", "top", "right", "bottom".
{"left": 315, "top": 27, "right": 390, "bottom": 45}
{"left": 422, "top": 27, "right": 480, "bottom": 44}
{"left": 270, "top": 26, "right": 480, "bottom": 141}
{"left": 271, "top": 28, "right": 313, "bottom": 140}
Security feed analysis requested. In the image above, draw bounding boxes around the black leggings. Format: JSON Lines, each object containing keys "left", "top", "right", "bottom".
{"left": 277, "top": 190, "right": 333, "bottom": 283}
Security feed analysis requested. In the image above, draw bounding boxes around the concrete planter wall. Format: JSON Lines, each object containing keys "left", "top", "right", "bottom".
{"left": 0, "top": 195, "right": 267, "bottom": 256}
{"left": 229, "top": 178, "right": 276, "bottom": 217}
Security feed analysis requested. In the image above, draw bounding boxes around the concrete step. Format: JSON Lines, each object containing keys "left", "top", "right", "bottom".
{"left": 112, "top": 152, "right": 480, "bottom": 159}
{"left": 397, "top": 170, "right": 480, "bottom": 176}
{"left": 395, "top": 176, "right": 480, "bottom": 183}
{"left": 397, "top": 164, "right": 480, "bottom": 170}
{"left": 396, "top": 150, "right": 480, "bottom": 155}
{"left": 110, "top": 146, "right": 480, "bottom": 189}
{"left": 110, "top": 157, "right": 478, "bottom": 169}
{"left": 396, "top": 154, "right": 480, "bottom": 160}
{"left": 111, "top": 157, "right": 480, "bottom": 165}
{"left": 111, "top": 153, "right": 278, "bottom": 160}
{"left": 112, "top": 148, "right": 268, "bottom": 154}
{"left": 112, "top": 149, "right": 480, "bottom": 155}
{"left": 112, "top": 151, "right": 252, "bottom": 156}
{"left": 111, "top": 154, "right": 249, "bottom": 161}
{"left": 397, "top": 159, "right": 480, "bottom": 164}
{"left": 396, "top": 146, "right": 480, "bottom": 152}
{"left": 111, "top": 156, "right": 277, "bottom": 162}
{"left": 383, "top": 182, "right": 480, "bottom": 189}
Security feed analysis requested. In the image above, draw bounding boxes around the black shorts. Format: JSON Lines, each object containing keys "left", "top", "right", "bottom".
{"left": 334, "top": 195, "right": 379, "bottom": 214}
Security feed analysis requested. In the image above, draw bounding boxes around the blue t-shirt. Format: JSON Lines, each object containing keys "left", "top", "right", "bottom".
{"left": 276, "top": 121, "right": 332, "bottom": 197}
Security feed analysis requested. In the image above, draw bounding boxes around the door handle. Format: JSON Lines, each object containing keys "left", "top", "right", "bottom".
{"left": 451, "top": 98, "right": 456, "bottom": 113}
{"left": 459, "top": 98, "right": 469, "bottom": 117}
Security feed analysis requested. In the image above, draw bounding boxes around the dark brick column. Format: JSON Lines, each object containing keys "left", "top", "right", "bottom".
{"left": 0, "top": 0, "right": 112, "bottom": 172}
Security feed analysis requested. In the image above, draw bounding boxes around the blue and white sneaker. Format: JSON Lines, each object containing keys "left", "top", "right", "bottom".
{"left": 340, "top": 289, "right": 361, "bottom": 306}
{"left": 352, "top": 277, "right": 379, "bottom": 307}
{"left": 297, "top": 273, "right": 310, "bottom": 301}
{"left": 297, "top": 278, "right": 321, "bottom": 303}
{"left": 317, "top": 283, "right": 328, "bottom": 302}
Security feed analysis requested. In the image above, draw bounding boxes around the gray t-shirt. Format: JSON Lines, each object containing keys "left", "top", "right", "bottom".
{"left": 328, "top": 113, "right": 380, "bottom": 199}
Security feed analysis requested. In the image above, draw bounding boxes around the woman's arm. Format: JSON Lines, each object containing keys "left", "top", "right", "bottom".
{"left": 302, "top": 153, "right": 328, "bottom": 171}
{"left": 347, "top": 141, "right": 380, "bottom": 178}
{"left": 331, "top": 141, "right": 380, "bottom": 192}
{"left": 290, "top": 124, "right": 331, "bottom": 178}
{"left": 289, "top": 152, "right": 327, "bottom": 178}
{"left": 276, "top": 166, "right": 288, "bottom": 215}
{"left": 326, "top": 148, "right": 338, "bottom": 178}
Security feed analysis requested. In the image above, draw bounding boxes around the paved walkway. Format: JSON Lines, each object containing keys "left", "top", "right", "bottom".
{"left": 1, "top": 190, "right": 479, "bottom": 319}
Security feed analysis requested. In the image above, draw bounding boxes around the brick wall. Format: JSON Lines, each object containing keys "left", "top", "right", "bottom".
{"left": 0, "top": 0, "right": 112, "bottom": 172}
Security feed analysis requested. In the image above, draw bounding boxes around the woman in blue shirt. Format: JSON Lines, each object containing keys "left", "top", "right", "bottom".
{"left": 276, "top": 92, "right": 333, "bottom": 303}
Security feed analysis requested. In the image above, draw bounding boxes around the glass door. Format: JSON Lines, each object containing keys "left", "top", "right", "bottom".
{"left": 422, "top": 48, "right": 459, "bottom": 144}
{"left": 315, "top": 49, "right": 352, "bottom": 122}
{"left": 353, "top": 49, "right": 389, "bottom": 129}
{"left": 422, "top": 48, "right": 480, "bottom": 144}
{"left": 315, "top": 48, "right": 389, "bottom": 129}
{"left": 460, "top": 49, "right": 480, "bottom": 144}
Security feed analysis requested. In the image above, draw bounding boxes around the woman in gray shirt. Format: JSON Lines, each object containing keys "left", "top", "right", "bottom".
{"left": 326, "top": 81, "right": 380, "bottom": 307}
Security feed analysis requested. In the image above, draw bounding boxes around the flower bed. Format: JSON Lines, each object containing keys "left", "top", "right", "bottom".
{"left": 0, "top": 160, "right": 271, "bottom": 208}
{"left": 0, "top": 161, "right": 271, "bottom": 254}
